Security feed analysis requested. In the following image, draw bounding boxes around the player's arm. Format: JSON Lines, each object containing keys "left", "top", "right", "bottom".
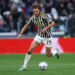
{"left": 41, "top": 21, "right": 55, "bottom": 34}
{"left": 18, "top": 23, "right": 29, "bottom": 39}
{"left": 45, "top": 21, "right": 55, "bottom": 29}
{"left": 20, "top": 23, "right": 29, "bottom": 34}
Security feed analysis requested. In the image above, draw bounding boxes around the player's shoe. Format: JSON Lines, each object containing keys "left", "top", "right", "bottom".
{"left": 56, "top": 49, "right": 60, "bottom": 59}
{"left": 18, "top": 67, "right": 26, "bottom": 71}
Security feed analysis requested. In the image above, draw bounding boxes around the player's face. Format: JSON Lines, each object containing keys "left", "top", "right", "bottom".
{"left": 33, "top": 8, "right": 40, "bottom": 17}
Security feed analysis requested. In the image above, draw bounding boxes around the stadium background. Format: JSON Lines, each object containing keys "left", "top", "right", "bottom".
{"left": 0, "top": 0, "right": 75, "bottom": 75}
{"left": 0, "top": 0, "right": 75, "bottom": 54}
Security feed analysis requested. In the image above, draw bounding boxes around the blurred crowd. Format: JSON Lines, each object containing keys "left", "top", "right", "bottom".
{"left": 0, "top": 0, "right": 75, "bottom": 36}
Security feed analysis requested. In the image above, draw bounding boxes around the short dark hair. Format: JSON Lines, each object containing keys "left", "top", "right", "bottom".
{"left": 32, "top": 4, "right": 41, "bottom": 10}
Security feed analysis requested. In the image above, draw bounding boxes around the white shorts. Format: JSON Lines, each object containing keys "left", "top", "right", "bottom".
{"left": 34, "top": 35, "right": 52, "bottom": 48}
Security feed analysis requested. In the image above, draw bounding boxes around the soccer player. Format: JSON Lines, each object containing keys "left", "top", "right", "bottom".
{"left": 18, "top": 4, "right": 59, "bottom": 71}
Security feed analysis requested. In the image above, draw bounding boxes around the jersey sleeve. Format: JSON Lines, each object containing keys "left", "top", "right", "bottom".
{"left": 28, "top": 17, "right": 33, "bottom": 24}
{"left": 46, "top": 15, "right": 52, "bottom": 24}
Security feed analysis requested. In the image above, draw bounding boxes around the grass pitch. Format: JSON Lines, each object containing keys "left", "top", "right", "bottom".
{"left": 0, "top": 53, "right": 75, "bottom": 75}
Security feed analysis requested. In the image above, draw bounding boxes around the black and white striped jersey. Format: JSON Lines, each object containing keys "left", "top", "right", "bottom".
{"left": 28, "top": 13, "right": 53, "bottom": 38}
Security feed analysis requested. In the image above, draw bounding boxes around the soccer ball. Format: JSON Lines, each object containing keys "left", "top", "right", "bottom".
{"left": 39, "top": 61, "right": 48, "bottom": 70}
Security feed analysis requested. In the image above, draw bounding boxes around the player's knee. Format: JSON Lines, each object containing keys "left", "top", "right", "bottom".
{"left": 27, "top": 50, "right": 32, "bottom": 55}
{"left": 30, "top": 47, "right": 35, "bottom": 51}
{"left": 28, "top": 48, "right": 34, "bottom": 53}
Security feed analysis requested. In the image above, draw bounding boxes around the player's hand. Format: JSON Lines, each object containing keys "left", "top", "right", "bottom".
{"left": 17, "top": 34, "right": 22, "bottom": 40}
{"left": 41, "top": 28, "right": 47, "bottom": 35}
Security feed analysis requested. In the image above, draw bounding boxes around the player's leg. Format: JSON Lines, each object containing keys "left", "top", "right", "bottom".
{"left": 46, "top": 47, "right": 60, "bottom": 59}
{"left": 46, "top": 47, "right": 52, "bottom": 57}
{"left": 43, "top": 38, "right": 60, "bottom": 59}
{"left": 43, "top": 38, "right": 52, "bottom": 57}
{"left": 19, "top": 35, "right": 42, "bottom": 71}
{"left": 28, "top": 40, "right": 40, "bottom": 53}
{"left": 23, "top": 40, "right": 40, "bottom": 70}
